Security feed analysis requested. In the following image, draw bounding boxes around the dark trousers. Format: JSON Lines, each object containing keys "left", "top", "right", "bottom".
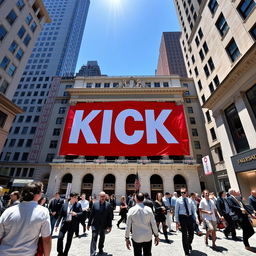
{"left": 50, "top": 215, "right": 58, "bottom": 234}
{"left": 223, "top": 214, "right": 236, "bottom": 238}
{"left": 117, "top": 213, "right": 127, "bottom": 226}
{"left": 132, "top": 239, "right": 152, "bottom": 256}
{"left": 90, "top": 229, "right": 106, "bottom": 256}
{"left": 75, "top": 212, "right": 87, "bottom": 236}
{"left": 238, "top": 216, "right": 255, "bottom": 247}
{"left": 192, "top": 217, "right": 200, "bottom": 233}
{"left": 179, "top": 215, "right": 194, "bottom": 255}
{"left": 57, "top": 222, "right": 76, "bottom": 255}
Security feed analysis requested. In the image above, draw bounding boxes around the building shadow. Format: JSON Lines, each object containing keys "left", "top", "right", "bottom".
{"left": 190, "top": 250, "right": 208, "bottom": 256}
{"left": 211, "top": 246, "right": 228, "bottom": 252}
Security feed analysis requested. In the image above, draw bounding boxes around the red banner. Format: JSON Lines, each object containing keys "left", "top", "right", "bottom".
{"left": 59, "top": 101, "right": 190, "bottom": 156}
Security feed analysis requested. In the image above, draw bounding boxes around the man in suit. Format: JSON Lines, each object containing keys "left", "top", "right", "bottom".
{"left": 216, "top": 191, "right": 237, "bottom": 240}
{"left": 88, "top": 191, "right": 112, "bottom": 256}
{"left": 227, "top": 189, "right": 255, "bottom": 252}
{"left": 143, "top": 192, "right": 154, "bottom": 211}
{"left": 48, "top": 192, "right": 64, "bottom": 234}
{"left": 55, "top": 192, "right": 82, "bottom": 256}
{"left": 248, "top": 190, "right": 256, "bottom": 213}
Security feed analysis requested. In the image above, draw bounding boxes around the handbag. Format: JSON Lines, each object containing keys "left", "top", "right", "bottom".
{"left": 217, "top": 220, "right": 225, "bottom": 229}
{"left": 35, "top": 237, "right": 44, "bottom": 256}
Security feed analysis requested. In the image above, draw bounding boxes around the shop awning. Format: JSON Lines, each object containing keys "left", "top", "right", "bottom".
{"left": 12, "top": 179, "right": 34, "bottom": 187}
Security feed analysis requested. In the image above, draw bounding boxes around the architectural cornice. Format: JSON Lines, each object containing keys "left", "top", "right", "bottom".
{"left": 0, "top": 93, "right": 23, "bottom": 115}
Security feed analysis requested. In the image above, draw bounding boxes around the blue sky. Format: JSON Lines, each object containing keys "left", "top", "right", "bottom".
{"left": 75, "top": 0, "right": 180, "bottom": 76}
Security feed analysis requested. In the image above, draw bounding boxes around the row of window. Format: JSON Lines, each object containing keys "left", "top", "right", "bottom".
{"left": 3, "top": 151, "right": 29, "bottom": 162}
{"left": 16, "top": 115, "right": 40, "bottom": 123}
{"left": 5, "top": 138, "right": 32, "bottom": 148}
{"left": 9, "top": 167, "right": 34, "bottom": 178}
{"left": 0, "top": 56, "right": 17, "bottom": 77}
{"left": 10, "top": 126, "right": 36, "bottom": 135}
{"left": 14, "top": 90, "right": 47, "bottom": 97}
{"left": 17, "top": 83, "right": 49, "bottom": 89}
{"left": 13, "top": 98, "right": 45, "bottom": 105}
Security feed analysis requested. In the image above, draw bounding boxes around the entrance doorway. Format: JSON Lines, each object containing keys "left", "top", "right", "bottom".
{"left": 126, "top": 174, "right": 136, "bottom": 196}
{"left": 81, "top": 174, "right": 93, "bottom": 198}
{"left": 60, "top": 173, "right": 72, "bottom": 196}
{"left": 150, "top": 174, "right": 163, "bottom": 200}
{"left": 103, "top": 174, "right": 115, "bottom": 196}
{"left": 174, "top": 174, "right": 186, "bottom": 193}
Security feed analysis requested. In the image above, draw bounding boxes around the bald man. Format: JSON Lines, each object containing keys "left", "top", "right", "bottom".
{"left": 248, "top": 190, "right": 256, "bottom": 213}
{"left": 88, "top": 191, "right": 112, "bottom": 256}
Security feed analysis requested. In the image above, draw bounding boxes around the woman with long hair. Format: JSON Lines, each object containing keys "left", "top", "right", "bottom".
{"left": 154, "top": 192, "right": 169, "bottom": 242}
{"left": 117, "top": 196, "right": 128, "bottom": 228}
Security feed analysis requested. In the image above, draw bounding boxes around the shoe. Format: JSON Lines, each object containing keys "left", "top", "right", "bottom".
{"left": 98, "top": 249, "right": 104, "bottom": 254}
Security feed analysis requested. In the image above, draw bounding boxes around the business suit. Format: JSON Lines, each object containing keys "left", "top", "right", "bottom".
{"left": 56, "top": 202, "right": 82, "bottom": 256}
{"left": 227, "top": 195, "right": 254, "bottom": 247}
{"left": 248, "top": 195, "right": 256, "bottom": 211}
{"left": 216, "top": 197, "right": 236, "bottom": 238}
{"left": 88, "top": 201, "right": 112, "bottom": 256}
{"left": 49, "top": 198, "right": 64, "bottom": 233}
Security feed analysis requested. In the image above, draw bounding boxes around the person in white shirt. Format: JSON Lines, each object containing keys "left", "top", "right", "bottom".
{"left": 75, "top": 193, "right": 89, "bottom": 236}
{"left": 199, "top": 190, "right": 220, "bottom": 248}
{"left": 162, "top": 192, "right": 172, "bottom": 231}
{"left": 125, "top": 193, "right": 159, "bottom": 256}
{"left": 0, "top": 182, "right": 51, "bottom": 256}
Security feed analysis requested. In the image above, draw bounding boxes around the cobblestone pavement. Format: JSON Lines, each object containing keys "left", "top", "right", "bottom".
{"left": 51, "top": 213, "right": 256, "bottom": 256}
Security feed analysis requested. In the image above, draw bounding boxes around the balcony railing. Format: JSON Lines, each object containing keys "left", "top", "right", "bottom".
{"left": 82, "top": 183, "right": 93, "bottom": 189}
{"left": 103, "top": 183, "right": 115, "bottom": 189}
{"left": 126, "top": 184, "right": 135, "bottom": 190}
{"left": 151, "top": 184, "right": 163, "bottom": 190}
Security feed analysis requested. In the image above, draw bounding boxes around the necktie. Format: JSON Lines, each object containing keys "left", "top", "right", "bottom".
{"left": 183, "top": 197, "right": 190, "bottom": 215}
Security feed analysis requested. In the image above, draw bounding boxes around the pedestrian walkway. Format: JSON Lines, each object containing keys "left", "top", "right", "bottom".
{"left": 51, "top": 213, "right": 256, "bottom": 256}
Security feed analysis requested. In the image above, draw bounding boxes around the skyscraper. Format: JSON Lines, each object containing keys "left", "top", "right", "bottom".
{"left": 0, "top": 0, "right": 50, "bottom": 152}
{"left": 0, "top": 0, "right": 90, "bottom": 187}
{"left": 156, "top": 32, "right": 187, "bottom": 77}
{"left": 173, "top": 0, "right": 256, "bottom": 196}
{"left": 77, "top": 61, "right": 102, "bottom": 77}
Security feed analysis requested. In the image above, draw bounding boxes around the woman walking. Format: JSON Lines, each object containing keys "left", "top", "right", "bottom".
{"left": 117, "top": 196, "right": 128, "bottom": 228}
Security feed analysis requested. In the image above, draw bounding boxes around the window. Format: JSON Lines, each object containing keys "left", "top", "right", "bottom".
{"left": 17, "top": 26, "right": 26, "bottom": 39}
{"left": 113, "top": 82, "right": 119, "bottom": 87}
{"left": 209, "top": 82, "right": 214, "bottom": 93}
{"left": 95, "top": 83, "right": 101, "bottom": 88}
{"left": 198, "top": 28, "right": 203, "bottom": 39}
{"left": 16, "top": 48, "right": 24, "bottom": 60}
{"left": 246, "top": 84, "right": 256, "bottom": 118}
{"left": 203, "top": 42, "right": 209, "bottom": 54}
{"left": 9, "top": 139, "right": 16, "bottom": 147}
{"left": 14, "top": 127, "right": 20, "bottom": 134}
{"left": 192, "top": 128, "right": 198, "bottom": 136}
{"left": 163, "top": 82, "right": 169, "bottom": 87}
{"left": 225, "top": 104, "right": 249, "bottom": 153}
{"left": 58, "top": 107, "right": 66, "bottom": 114}
{"left": 215, "top": 13, "right": 229, "bottom": 36}
{"left": 6, "top": 10, "right": 17, "bottom": 25}
{"left": 23, "top": 34, "right": 31, "bottom": 46}
{"left": 196, "top": 154, "right": 203, "bottom": 163}
{"left": 28, "top": 168, "right": 34, "bottom": 177}
{"left": 249, "top": 23, "right": 256, "bottom": 40}
{"left": 198, "top": 80, "right": 202, "bottom": 90}
{"left": 195, "top": 36, "right": 200, "bottom": 47}
{"left": 154, "top": 82, "right": 160, "bottom": 87}
{"left": 213, "top": 75, "right": 220, "bottom": 87}
{"left": 204, "top": 64, "right": 210, "bottom": 78}
{"left": 13, "top": 152, "right": 20, "bottom": 161}
{"left": 26, "top": 139, "right": 33, "bottom": 147}
{"left": 10, "top": 168, "right": 15, "bottom": 177}
{"left": 86, "top": 83, "right": 92, "bottom": 88}
{"left": 46, "top": 154, "right": 55, "bottom": 162}
{"left": 56, "top": 117, "right": 63, "bottom": 124}
{"left": 17, "top": 115, "right": 24, "bottom": 122}
{"left": 190, "top": 117, "right": 196, "bottom": 124}
{"left": 194, "top": 67, "right": 199, "bottom": 76}
{"left": 34, "top": 116, "right": 39, "bottom": 122}
{"left": 16, "top": 168, "right": 21, "bottom": 177}
{"left": 7, "top": 64, "right": 17, "bottom": 76}
{"left": 9, "top": 41, "right": 18, "bottom": 53}
{"left": 0, "top": 25, "right": 7, "bottom": 41}
{"left": 21, "top": 152, "right": 29, "bottom": 161}
{"left": 191, "top": 55, "right": 195, "bottom": 64}
{"left": 4, "top": 152, "right": 11, "bottom": 161}
{"left": 16, "top": 0, "right": 25, "bottom": 10}
{"left": 0, "top": 80, "right": 9, "bottom": 94}
{"left": 0, "top": 56, "right": 10, "bottom": 70}
{"left": 187, "top": 107, "right": 194, "bottom": 113}
{"left": 226, "top": 38, "right": 240, "bottom": 62}
{"left": 208, "top": 57, "right": 215, "bottom": 71}
{"left": 208, "top": 0, "right": 218, "bottom": 14}
{"left": 216, "top": 147, "right": 224, "bottom": 162}
{"left": 22, "top": 168, "right": 28, "bottom": 177}
{"left": 237, "top": 0, "right": 256, "bottom": 19}
{"left": 17, "top": 139, "right": 24, "bottom": 147}
{"left": 194, "top": 141, "right": 201, "bottom": 149}
{"left": 53, "top": 128, "right": 61, "bottom": 136}
{"left": 25, "top": 14, "right": 33, "bottom": 25}
{"left": 201, "top": 95, "right": 206, "bottom": 104}
{"left": 30, "top": 127, "right": 36, "bottom": 134}
{"left": 49, "top": 140, "right": 58, "bottom": 148}
{"left": 104, "top": 83, "right": 110, "bottom": 88}
{"left": 210, "top": 127, "right": 217, "bottom": 140}
{"left": 145, "top": 82, "right": 151, "bottom": 87}
{"left": 0, "top": 111, "right": 7, "bottom": 128}
{"left": 199, "top": 49, "right": 204, "bottom": 61}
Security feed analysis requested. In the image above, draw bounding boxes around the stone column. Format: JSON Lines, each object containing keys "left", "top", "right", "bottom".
{"left": 115, "top": 170, "right": 126, "bottom": 202}
{"left": 71, "top": 169, "right": 83, "bottom": 194}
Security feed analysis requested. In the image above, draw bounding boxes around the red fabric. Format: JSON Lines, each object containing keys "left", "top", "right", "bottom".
{"left": 59, "top": 101, "right": 190, "bottom": 156}
{"left": 35, "top": 237, "right": 44, "bottom": 256}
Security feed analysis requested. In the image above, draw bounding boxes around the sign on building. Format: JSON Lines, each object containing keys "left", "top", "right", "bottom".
{"left": 65, "top": 183, "right": 72, "bottom": 199}
{"left": 202, "top": 155, "right": 213, "bottom": 176}
{"left": 59, "top": 101, "right": 190, "bottom": 156}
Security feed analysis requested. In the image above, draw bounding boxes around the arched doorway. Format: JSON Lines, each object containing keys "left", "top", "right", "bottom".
{"left": 126, "top": 174, "right": 136, "bottom": 196}
{"left": 42, "top": 174, "right": 49, "bottom": 193}
{"left": 81, "top": 174, "right": 94, "bottom": 198}
{"left": 150, "top": 174, "right": 163, "bottom": 200}
{"left": 60, "top": 173, "right": 72, "bottom": 196}
{"left": 174, "top": 174, "right": 187, "bottom": 193}
{"left": 103, "top": 174, "right": 115, "bottom": 196}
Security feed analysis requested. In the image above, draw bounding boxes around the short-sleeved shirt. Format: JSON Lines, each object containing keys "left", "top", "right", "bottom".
{"left": 0, "top": 201, "right": 51, "bottom": 256}
{"left": 199, "top": 198, "right": 217, "bottom": 221}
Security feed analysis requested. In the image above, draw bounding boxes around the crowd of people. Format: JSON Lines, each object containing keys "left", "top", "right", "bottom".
{"left": 0, "top": 183, "right": 256, "bottom": 256}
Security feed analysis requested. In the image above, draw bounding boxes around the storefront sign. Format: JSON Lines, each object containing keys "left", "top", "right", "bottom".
{"left": 59, "top": 101, "right": 190, "bottom": 156}
{"left": 231, "top": 148, "right": 256, "bottom": 173}
{"left": 202, "top": 155, "right": 213, "bottom": 176}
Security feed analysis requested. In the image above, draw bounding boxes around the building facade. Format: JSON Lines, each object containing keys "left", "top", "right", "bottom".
{"left": 0, "top": 0, "right": 90, "bottom": 186}
{"left": 0, "top": 0, "right": 50, "bottom": 152}
{"left": 173, "top": 0, "right": 256, "bottom": 196}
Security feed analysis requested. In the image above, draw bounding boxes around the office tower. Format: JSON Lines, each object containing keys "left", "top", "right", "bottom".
{"left": 0, "top": 0, "right": 90, "bottom": 188}
{"left": 156, "top": 31, "right": 215, "bottom": 191}
{"left": 156, "top": 32, "right": 187, "bottom": 77}
{"left": 76, "top": 61, "right": 102, "bottom": 77}
{"left": 173, "top": 0, "right": 256, "bottom": 196}
{"left": 0, "top": 0, "right": 50, "bottom": 152}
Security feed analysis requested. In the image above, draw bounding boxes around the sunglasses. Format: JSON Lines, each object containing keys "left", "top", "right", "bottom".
{"left": 181, "top": 192, "right": 187, "bottom": 194}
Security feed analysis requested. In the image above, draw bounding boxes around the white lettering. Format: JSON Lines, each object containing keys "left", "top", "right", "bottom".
{"left": 100, "top": 110, "right": 113, "bottom": 144}
{"left": 145, "top": 109, "right": 178, "bottom": 144}
{"left": 115, "top": 109, "right": 144, "bottom": 145}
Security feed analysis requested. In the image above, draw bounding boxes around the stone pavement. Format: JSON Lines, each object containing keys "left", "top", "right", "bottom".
{"left": 51, "top": 213, "right": 256, "bottom": 256}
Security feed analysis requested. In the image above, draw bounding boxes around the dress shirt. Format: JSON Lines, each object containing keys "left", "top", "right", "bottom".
{"left": 171, "top": 196, "right": 177, "bottom": 207}
{"left": 125, "top": 203, "right": 158, "bottom": 243}
{"left": 175, "top": 197, "right": 197, "bottom": 223}
{"left": 66, "top": 202, "right": 73, "bottom": 221}
{"left": 79, "top": 199, "right": 89, "bottom": 211}
{"left": 199, "top": 198, "right": 217, "bottom": 221}
{"left": 162, "top": 196, "right": 171, "bottom": 208}
{"left": 0, "top": 201, "right": 51, "bottom": 256}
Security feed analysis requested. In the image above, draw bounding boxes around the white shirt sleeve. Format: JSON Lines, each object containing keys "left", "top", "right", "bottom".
{"left": 40, "top": 210, "right": 51, "bottom": 237}
{"left": 125, "top": 211, "right": 132, "bottom": 239}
